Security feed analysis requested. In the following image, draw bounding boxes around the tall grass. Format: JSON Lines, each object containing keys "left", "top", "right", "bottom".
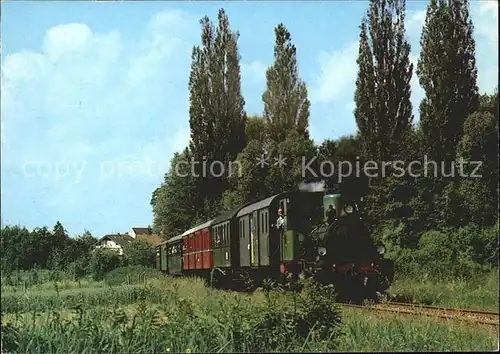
{"left": 1, "top": 267, "right": 498, "bottom": 352}
{"left": 337, "top": 308, "right": 498, "bottom": 351}
{"left": 2, "top": 276, "right": 342, "bottom": 352}
{"left": 388, "top": 270, "right": 499, "bottom": 311}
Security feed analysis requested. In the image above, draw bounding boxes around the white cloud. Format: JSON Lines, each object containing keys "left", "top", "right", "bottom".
{"left": 476, "top": 1, "right": 498, "bottom": 42}
{"left": 473, "top": 2, "right": 498, "bottom": 93}
{"left": 1, "top": 10, "right": 194, "bottom": 172}
{"left": 42, "top": 23, "right": 93, "bottom": 62}
{"left": 406, "top": 9, "right": 426, "bottom": 40}
{"left": 309, "top": 41, "right": 359, "bottom": 104}
{"left": 242, "top": 60, "right": 267, "bottom": 83}
{"left": 0, "top": 9, "right": 199, "bottom": 235}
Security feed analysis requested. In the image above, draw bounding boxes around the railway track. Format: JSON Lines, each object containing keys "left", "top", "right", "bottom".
{"left": 341, "top": 301, "right": 500, "bottom": 327}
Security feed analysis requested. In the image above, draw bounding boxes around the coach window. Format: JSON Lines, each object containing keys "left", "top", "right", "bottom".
{"left": 217, "top": 226, "right": 221, "bottom": 247}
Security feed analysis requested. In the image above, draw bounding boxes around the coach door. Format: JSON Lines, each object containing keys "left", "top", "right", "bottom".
{"left": 259, "top": 209, "right": 269, "bottom": 266}
{"left": 279, "top": 198, "right": 289, "bottom": 261}
{"left": 250, "top": 211, "right": 260, "bottom": 267}
{"left": 239, "top": 216, "right": 250, "bottom": 267}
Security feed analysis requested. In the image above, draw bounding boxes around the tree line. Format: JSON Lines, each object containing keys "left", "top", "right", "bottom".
{"left": 151, "top": 0, "right": 498, "bottom": 278}
{"left": 0, "top": 221, "right": 157, "bottom": 281}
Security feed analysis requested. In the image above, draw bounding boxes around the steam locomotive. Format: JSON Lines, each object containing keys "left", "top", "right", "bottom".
{"left": 156, "top": 184, "right": 394, "bottom": 300}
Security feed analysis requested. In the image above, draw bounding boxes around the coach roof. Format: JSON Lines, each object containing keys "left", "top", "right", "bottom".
{"left": 181, "top": 219, "right": 215, "bottom": 237}
{"left": 166, "top": 233, "right": 184, "bottom": 244}
{"left": 236, "top": 193, "right": 286, "bottom": 217}
{"left": 212, "top": 201, "right": 255, "bottom": 225}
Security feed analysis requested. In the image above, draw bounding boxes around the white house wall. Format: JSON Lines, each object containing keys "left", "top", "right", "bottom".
{"left": 96, "top": 240, "right": 124, "bottom": 255}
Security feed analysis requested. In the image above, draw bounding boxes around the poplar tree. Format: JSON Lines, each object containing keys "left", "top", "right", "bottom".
{"left": 262, "top": 24, "right": 314, "bottom": 194}
{"left": 417, "top": 0, "right": 479, "bottom": 164}
{"left": 188, "top": 9, "right": 246, "bottom": 214}
{"left": 354, "top": 0, "right": 413, "bottom": 163}
{"left": 262, "top": 23, "right": 310, "bottom": 143}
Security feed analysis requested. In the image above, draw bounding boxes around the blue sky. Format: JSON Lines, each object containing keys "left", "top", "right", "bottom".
{"left": 1, "top": 1, "right": 497, "bottom": 237}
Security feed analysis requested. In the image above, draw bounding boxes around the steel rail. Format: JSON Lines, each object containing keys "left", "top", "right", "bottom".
{"left": 383, "top": 301, "right": 500, "bottom": 317}
{"left": 341, "top": 302, "right": 500, "bottom": 327}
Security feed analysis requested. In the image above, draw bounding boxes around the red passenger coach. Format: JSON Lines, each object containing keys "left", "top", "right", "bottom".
{"left": 202, "top": 227, "right": 213, "bottom": 269}
{"left": 181, "top": 219, "right": 214, "bottom": 273}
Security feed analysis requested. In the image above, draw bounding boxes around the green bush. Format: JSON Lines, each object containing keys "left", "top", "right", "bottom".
{"left": 87, "top": 248, "right": 122, "bottom": 281}
{"left": 122, "top": 239, "right": 156, "bottom": 267}
{"left": 379, "top": 222, "right": 498, "bottom": 280}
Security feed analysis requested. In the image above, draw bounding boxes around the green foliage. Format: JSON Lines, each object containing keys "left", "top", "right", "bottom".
{"left": 188, "top": 8, "right": 246, "bottom": 214}
{"left": 417, "top": 0, "right": 479, "bottom": 163}
{"left": 262, "top": 23, "right": 310, "bottom": 142}
{"left": 122, "top": 239, "right": 156, "bottom": 268}
{"left": 354, "top": 0, "right": 413, "bottom": 162}
{"left": 151, "top": 148, "right": 199, "bottom": 239}
{"left": 1, "top": 273, "right": 344, "bottom": 353}
{"left": 1, "top": 223, "right": 98, "bottom": 274}
{"left": 88, "top": 248, "right": 122, "bottom": 281}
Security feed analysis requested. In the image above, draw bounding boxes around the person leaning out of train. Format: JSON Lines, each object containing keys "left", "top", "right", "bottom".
{"left": 275, "top": 208, "right": 286, "bottom": 230}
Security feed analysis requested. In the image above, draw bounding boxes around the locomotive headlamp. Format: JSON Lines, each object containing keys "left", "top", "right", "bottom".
{"left": 377, "top": 246, "right": 386, "bottom": 254}
{"left": 344, "top": 205, "right": 354, "bottom": 213}
{"left": 318, "top": 247, "right": 327, "bottom": 256}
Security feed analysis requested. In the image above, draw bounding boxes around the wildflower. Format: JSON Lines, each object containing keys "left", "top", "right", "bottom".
{"left": 165, "top": 347, "right": 171, "bottom": 353}
{"left": 185, "top": 349, "right": 192, "bottom": 353}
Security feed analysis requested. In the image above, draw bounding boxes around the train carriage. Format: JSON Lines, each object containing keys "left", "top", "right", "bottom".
{"left": 166, "top": 234, "right": 183, "bottom": 276}
{"left": 236, "top": 191, "right": 325, "bottom": 282}
{"left": 181, "top": 219, "right": 214, "bottom": 275}
{"left": 156, "top": 241, "right": 169, "bottom": 273}
{"left": 156, "top": 245, "right": 161, "bottom": 270}
{"left": 209, "top": 203, "right": 255, "bottom": 276}
{"left": 155, "top": 184, "right": 395, "bottom": 301}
